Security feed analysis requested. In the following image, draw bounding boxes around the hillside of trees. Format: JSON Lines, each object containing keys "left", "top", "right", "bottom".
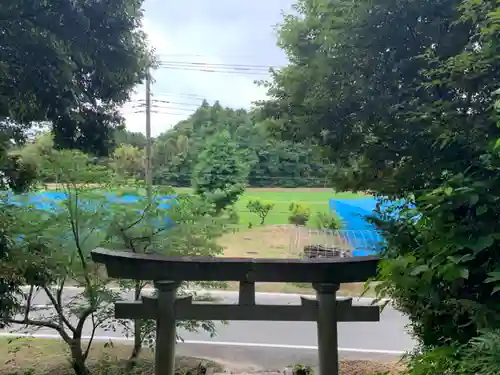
{"left": 17, "top": 100, "right": 331, "bottom": 188}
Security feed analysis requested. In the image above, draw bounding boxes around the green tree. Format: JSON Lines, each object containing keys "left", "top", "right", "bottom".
{"left": 246, "top": 199, "right": 275, "bottom": 225}
{"left": 1, "top": 0, "right": 151, "bottom": 156}
{"left": 111, "top": 144, "right": 145, "bottom": 180}
{"left": 192, "top": 131, "right": 249, "bottom": 213}
{"left": 151, "top": 102, "right": 329, "bottom": 187}
{"left": 0, "top": 0, "right": 151, "bottom": 342}
{"left": 100, "top": 182, "right": 228, "bottom": 367}
{"left": 114, "top": 129, "right": 148, "bottom": 149}
{"left": 0, "top": 163, "right": 229, "bottom": 374}
{"left": 258, "top": 0, "right": 500, "bottom": 198}
{"left": 0, "top": 177, "right": 119, "bottom": 375}
{"left": 261, "top": 0, "right": 500, "bottom": 371}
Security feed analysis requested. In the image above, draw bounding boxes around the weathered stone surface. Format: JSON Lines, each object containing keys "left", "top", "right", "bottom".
{"left": 91, "top": 248, "right": 378, "bottom": 283}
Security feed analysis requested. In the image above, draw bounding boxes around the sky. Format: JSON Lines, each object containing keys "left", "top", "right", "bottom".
{"left": 121, "top": 0, "right": 295, "bottom": 136}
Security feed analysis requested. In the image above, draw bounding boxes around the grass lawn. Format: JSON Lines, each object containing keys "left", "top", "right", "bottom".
{"left": 0, "top": 338, "right": 405, "bottom": 374}
{"left": 174, "top": 187, "right": 368, "bottom": 228}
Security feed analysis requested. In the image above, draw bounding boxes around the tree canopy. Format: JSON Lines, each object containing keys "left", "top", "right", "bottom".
{"left": 151, "top": 101, "right": 329, "bottom": 187}
{"left": 259, "top": 0, "right": 500, "bottom": 198}
{"left": 1, "top": 0, "right": 151, "bottom": 156}
{"left": 260, "top": 0, "right": 500, "bottom": 372}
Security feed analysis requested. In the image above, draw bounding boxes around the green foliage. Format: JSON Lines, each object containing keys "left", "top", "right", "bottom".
{"left": 1, "top": 165, "right": 228, "bottom": 374}
{"left": 259, "top": 0, "right": 500, "bottom": 198}
{"left": 97, "top": 179, "right": 229, "bottom": 362}
{"left": 403, "top": 330, "right": 500, "bottom": 375}
{"left": 1, "top": 0, "right": 151, "bottom": 156}
{"left": 261, "top": 0, "right": 500, "bottom": 372}
{"left": 292, "top": 364, "right": 314, "bottom": 375}
{"left": 110, "top": 144, "right": 145, "bottom": 180}
{"left": 0, "top": 180, "right": 124, "bottom": 375}
{"left": 246, "top": 199, "right": 275, "bottom": 225}
{"left": 151, "top": 102, "right": 329, "bottom": 188}
{"left": 192, "top": 131, "right": 249, "bottom": 213}
{"left": 113, "top": 129, "right": 147, "bottom": 149}
{"left": 288, "top": 202, "right": 310, "bottom": 226}
{"left": 313, "top": 212, "right": 343, "bottom": 230}
{"left": 461, "top": 329, "right": 500, "bottom": 375}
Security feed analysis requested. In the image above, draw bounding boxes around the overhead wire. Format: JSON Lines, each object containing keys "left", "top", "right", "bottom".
{"left": 120, "top": 56, "right": 279, "bottom": 126}
{"left": 155, "top": 59, "right": 283, "bottom": 76}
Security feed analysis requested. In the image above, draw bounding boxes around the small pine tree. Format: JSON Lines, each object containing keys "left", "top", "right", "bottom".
{"left": 192, "top": 131, "right": 249, "bottom": 214}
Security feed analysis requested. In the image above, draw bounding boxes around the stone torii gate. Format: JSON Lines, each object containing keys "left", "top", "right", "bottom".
{"left": 91, "top": 248, "right": 380, "bottom": 375}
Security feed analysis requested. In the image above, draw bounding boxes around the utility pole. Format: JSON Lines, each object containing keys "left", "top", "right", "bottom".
{"left": 145, "top": 69, "right": 153, "bottom": 203}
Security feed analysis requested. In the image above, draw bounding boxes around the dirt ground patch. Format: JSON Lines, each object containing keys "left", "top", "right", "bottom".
{"left": 1, "top": 338, "right": 221, "bottom": 375}
{"left": 218, "top": 225, "right": 377, "bottom": 297}
{"left": 219, "top": 225, "right": 350, "bottom": 258}
{"left": 339, "top": 360, "right": 405, "bottom": 374}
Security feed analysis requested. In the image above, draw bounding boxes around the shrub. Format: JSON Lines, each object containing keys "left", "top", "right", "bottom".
{"left": 461, "top": 329, "right": 500, "bottom": 375}
{"left": 288, "top": 202, "right": 310, "bottom": 226}
{"left": 313, "top": 211, "right": 343, "bottom": 230}
{"left": 246, "top": 199, "right": 274, "bottom": 225}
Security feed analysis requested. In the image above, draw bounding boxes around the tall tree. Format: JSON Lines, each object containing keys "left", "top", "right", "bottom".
{"left": 0, "top": 0, "right": 151, "bottom": 341}
{"left": 258, "top": 0, "right": 500, "bottom": 198}
{"left": 192, "top": 130, "right": 249, "bottom": 213}
{"left": 260, "top": 0, "right": 500, "bottom": 371}
{"left": 0, "top": 0, "right": 151, "bottom": 156}
{"left": 111, "top": 144, "right": 145, "bottom": 179}
{"left": 114, "top": 129, "right": 148, "bottom": 149}
{"left": 151, "top": 102, "right": 328, "bottom": 187}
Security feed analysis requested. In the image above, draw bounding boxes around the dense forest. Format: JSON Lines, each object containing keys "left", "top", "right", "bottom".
{"left": 17, "top": 100, "right": 330, "bottom": 188}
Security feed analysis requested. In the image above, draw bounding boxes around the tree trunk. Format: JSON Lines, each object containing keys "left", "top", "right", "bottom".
{"left": 69, "top": 340, "right": 90, "bottom": 375}
{"left": 127, "top": 319, "right": 143, "bottom": 369}
{"left": 127, "top": 280, "right": 143, "bottom": 369}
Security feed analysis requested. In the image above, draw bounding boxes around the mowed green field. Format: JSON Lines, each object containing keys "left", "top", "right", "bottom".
{"left": 174, "top": 187, "right": 367, "bottom": 226}
{"left": 43, "top": 184, "right": 367, "bottom": 226}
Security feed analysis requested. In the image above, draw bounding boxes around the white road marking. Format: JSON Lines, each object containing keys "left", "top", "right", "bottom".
{"left": 19, "top": 285, "right": 390, "bottom": 304}
{"left": 0, "top": 332, "right": 405, "bottom": 355}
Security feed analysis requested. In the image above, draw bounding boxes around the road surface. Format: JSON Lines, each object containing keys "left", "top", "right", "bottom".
{"left": 0, "top": 288, "right": 416, "bottom": 369}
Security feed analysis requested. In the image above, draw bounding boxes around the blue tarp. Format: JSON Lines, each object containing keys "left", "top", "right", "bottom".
{"left": 329, "top": 198, "right": 382, "bottom": 256}
{"left": 2, "top": 191, "right": 176, "bottom": 228}
{"left": 328, "top": 197, "right": 414, "bottom": 256}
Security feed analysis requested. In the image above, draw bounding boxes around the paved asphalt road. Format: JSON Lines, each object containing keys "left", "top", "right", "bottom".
{"left": 0, "top": 287, "right": 416, "bottom": 369}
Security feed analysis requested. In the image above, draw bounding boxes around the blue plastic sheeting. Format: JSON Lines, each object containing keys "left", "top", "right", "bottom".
{"left": 2, "top": 191, "right": 176, "bottom": 229}
{"left": 329, "top": 198, "right": 384, "bottom": 256}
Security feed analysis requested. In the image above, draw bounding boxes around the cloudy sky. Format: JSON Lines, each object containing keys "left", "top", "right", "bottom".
{"left": 121, "top": 0, "right": 295, "bottom": 136}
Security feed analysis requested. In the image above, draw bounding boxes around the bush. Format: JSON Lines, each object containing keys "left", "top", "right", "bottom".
{"left": 461, "top": 329, "right": 500, "bottom": 375}
{"left": 313, "top": 211, "right": 343, "bottom": 230}
{"left": 288, "top": 202, "right": 310, "bottom": 226}
{"left": 246, "top": 199, "right": 274, "bottom": 225}
{"left": 402, "top": 330, "right": 500, "bottom": 375}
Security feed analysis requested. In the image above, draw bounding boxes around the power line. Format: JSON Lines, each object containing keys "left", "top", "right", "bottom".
{"left": 158, "top": 61, "right": 278, "bottom": 70}
{"left": 125, "top": 109, "right": 194, "bottom": 116}
{"left": 156, "top": 53, "right": 280, "bottom": 61}
{"left": 132, "top": 99, "right": 202, "bottom": 107}
{"left": 155, "top": 60, "right": 281, "bottom": 76}
{"left": 156, "top": 66, "right": 269, "bottom": 76}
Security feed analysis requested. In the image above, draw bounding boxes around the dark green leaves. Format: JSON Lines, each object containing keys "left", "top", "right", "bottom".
{"left": 1, "top": 0, "right": 151, "bottom": 156}
{"left": 192, "top": 131, "right": 249, "bottom": 214}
